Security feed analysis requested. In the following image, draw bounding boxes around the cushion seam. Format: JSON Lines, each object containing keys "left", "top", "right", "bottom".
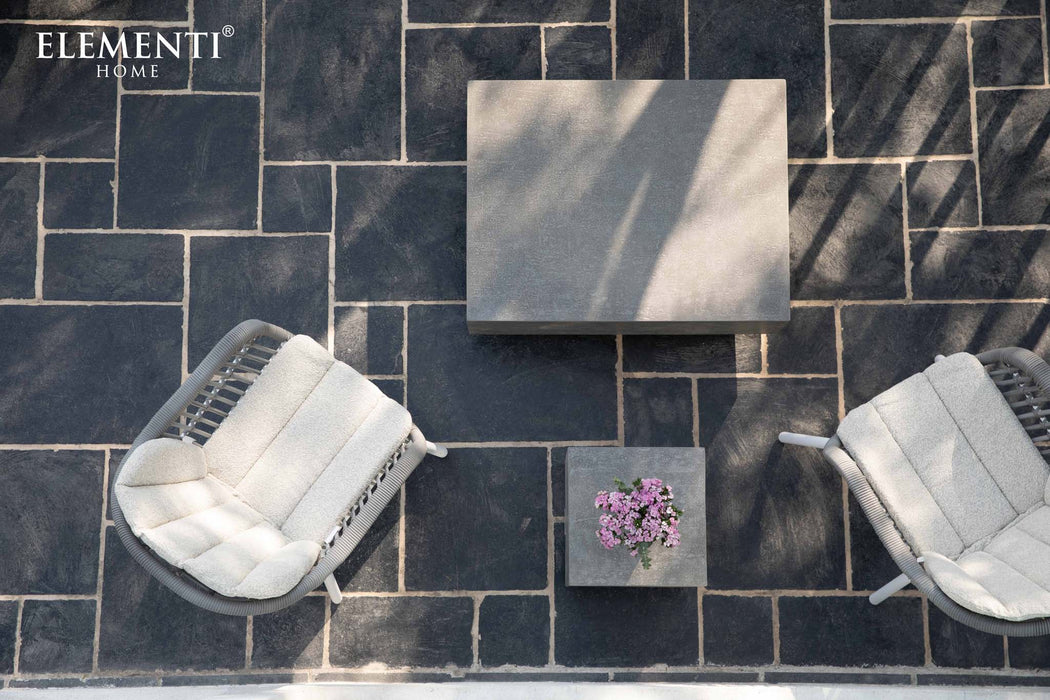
{"left": 964, "top": 548, "right": 1050, "bottom": 606}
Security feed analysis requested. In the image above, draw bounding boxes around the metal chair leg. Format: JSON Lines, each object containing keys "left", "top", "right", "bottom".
{"left": 324, "top": 574, "right": 342, "bottom": 604}
{"left": 425, "top": 440, "right": 448, "bottom": 458}
{"left": 778, "top": 432, "right": 830, "bottom": 450}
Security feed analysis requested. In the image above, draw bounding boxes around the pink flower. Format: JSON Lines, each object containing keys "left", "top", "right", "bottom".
{"left": 594, "top": 476, "right": 683, "bottom": 569}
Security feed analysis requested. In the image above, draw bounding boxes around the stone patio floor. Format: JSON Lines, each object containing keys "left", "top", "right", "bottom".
{"left": 4, "top": 0, "right": 1050, "bottom": 690}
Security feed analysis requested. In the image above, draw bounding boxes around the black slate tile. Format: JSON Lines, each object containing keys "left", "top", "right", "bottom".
{"left": 700, "top": 378, "right": 843, "bottom": 589}
{"left": 849, "top": 493, "right": 904, "bottom": 593}
{"left": 544, "top": 26, "right": 611, "bottom": 80}
{"left": 832, "top": 0, "right": 1039, "bottom": 18}
{"left": 978, "top": 89, "right": 1050, "bottom": 225}
{"left": 405, "top": 448, "right": 547, "bottom": 591}
{"left": 162, "top": 673, "right": 306, "bottom": 686}
{"left": 266, "top": 0, "right": 399, "bottom": 160}
{"left": 778, "top": 596, "right": 924, "bottom": 667}
{"left": 333, "top": 498, "right": 400, "bottom": 593}
{"left": 43, "top": 162, "right": 113, "bottom": 229}
{"left": 193, "top": 0, "right": 261, "bottom": 91}
{"left": 98, "top": 529, "right": 247, "bottom": 671}
{"left": 250, "top": 597, "right": 324, "bottom": 669}
{"left": 406, "top": 28, "right": 541, "bottom": 161}
{"left": 702, "top": 595, "right": 773, "bottom": 666}
{"left": 10, "top": 676, "right": 160, "bottom": 689}
{"left": 329, "top": 597, "right": 474, "bottom": 667}
{"left": 0, "top": 162, "right": 39, "bottom": 298}
{"left": 929, "top": 606, "right": 1004, "bottom": 669}
{"left": 317, "top": 671, "right": 460, "bottom": 682}
{"left": 0, "top": 306, "right": 182, "bottom": 443}
{"left": 263, "top": 165, "right": 332, "bottom": 233}
{"left": 830, "top": 24, "right": 971, "bottom": 157}
{"left": 622, "top": 335, "right": 761, "bottom": 373}
{"left": 18, "top": 600, "right": 96, "bottom": 673}
{"left": 1008, "top": 636, "right": 1050, "bottom": 669}
{"left": 0, "top": 602, "right": 16, "bottom": 674}
{"left": 334, "top": 306, "right": 404, "bottom": 375}
{"left": 43, "top": 233, "right": 183, "bottom": 302}
{"left": 122, "top": 27, "right": 190, "bottom": 90}
{"left": 118, "top": 94, "right": 259, "bottom": 229}
{"left": 790, "top": 164, "right": 905, "bottom": 300}
{"left": 616, "top": 0, "right": 684, "bottom": 79}
{"left": 614, "top": 672, "right": 761, "bottom": 682}
{"left": 841, "top": 303, "right": 1050, "bottom": 409}
{"left": 918, "top": 673, "right": 1050, "bottom": 686}
{"left": 552, "top": 447, "right": 566, "bottom": 517}
{"left": 188, "top": 235, "right": 328, "bottom": 366}
{"left": 766, "top": 306, "right": 837, "bottom": 375}
{"left": 372, "top": 379, "right": 405, "bottom": 404}
{"left": 690, "top": 0, "right": 826, "bottom": 158}
{"left": 906, "top": 160, "right": 979, "bottom": 229}
{"left": 765, "top": 672, "right": 912, "bottom": 684}
{"left": 911, "top": 230, "right": 1050, "bottom": 299}
{"left": 553, "top": 524, "right": 699, "bottom": 667}
{"left": 0, "top": 25, "right": 117, "bottom": 157}
{"left": 624, "top": 378, "right": 694, "bottom": 447}
{"left": 335, "top": 166, "right": 465, "bottom": 301}
{"left": 407, "top": 305, "right": 617, "bottom": 441}
{"left": 408, "top": 0, "right": 607, "bottom": 22}
{"left": 972, "top": 19, "right": 1044, "bottom": 87}
{"left": 479, "top": 596, "right": 549, "bottom": 667}
{"left": 0, "top": 0, "right": 188, "bottom": 20}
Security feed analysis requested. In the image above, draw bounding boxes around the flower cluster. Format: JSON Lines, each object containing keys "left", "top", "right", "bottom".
{"left": 594, "top": 477, "right": 683, "bottom": 569}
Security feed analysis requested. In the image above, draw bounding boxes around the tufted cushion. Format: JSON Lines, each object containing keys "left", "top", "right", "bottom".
{"left": 838, "top": 352, "right": 1050, "bottom": 621}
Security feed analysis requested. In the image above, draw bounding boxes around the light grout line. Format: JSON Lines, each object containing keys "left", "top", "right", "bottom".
{"left": 245, "top": 615, "right": 253, "bottom": 669}
{"left": 546, "top": 447, "right": 556, "bottom": 667}
{"left": 471, "top": 595, "right": 481, "bottom": 669}
{"left": 327, "top": 165, "right": 337, "bottom": 354}
{"left": 321, "top": 599, "right": 331, "bottom": 668}
{"left": 11, "top": 600, "right": 23, "bottom": 676}
{"left": 683, "top": 0, "right": 689, "bottom": 81}
{"left": 0, "top": 19, "right": 192, "bottom": 26}
{"left": 0, "top": 298, "right": 183, "bottom": 306}
{"left": 0, "top": 157, "right": 115, "bottom": 164}
{"left": 121, "top": 89, "right": 262, "bottom": 96}
{"left": 91, "top": 450, "right": 110, "bottom": 674}
{"left": 974, "top": 83, "right": 1050, "bottom": 91}
{"left": 759, "top": 334, "right": 769, "bottom": 375}
{"left": 398, "top": 485, "right": 407, "bottom": 592}
{"left": 965, "top": 20, "right": 984, "bottom": 227}
{"left": 771, "top": 595, "right": 780, "bottom": 665}
{"left": 181, "top": 235, "right": 190, "bottom": 379}
{"left": 337, "top": 299, "right": 466, "bottom": 307}
{"left": 401, "top": 0, "right": 408, "bottom": 162}
{"left": 691, "top": 378, "right": 699, "bottom": 448}
{"left": 842, "top": 479, "right": 853, "bottom": 591}
{"left": 901, "top": 162, "right": 913, "bottom": 301}
{"left": 113, "top": 49, "right": 122, "bottom": 229}
{"left": 824, "top": 0, "right": 834, "bottom": 157}
{"left": 256, "top": 3, "right": 266, "bottom": 234}
{"left": 832, "top": 304, "right": 849, "bottom": 589}
{"left": 186, "top": 0, "right": 194, "bottom": 90}
{"left": 829, "top": 15, "right": 1041, "bottom": 25}
{"left": 616, "top": 334, "right": 624, "bottom": 446}
{"left": 540, "top": 25, "right": 547, "bottom": 79}
{"left": 696, "top": 589, "right": 703, "bottom": 665}
{"left": 34, "top": 160, "right": 44, "bottom": 300}
{"left": 922, "top": 596, "right": 932, "bottom": 666}
{"left": 1004, "top": 635, "right": 1011, "bottom": 669}
{"left": 401, "top": 302, "right": 409, "bottom": 405}
{"left": 265, "top": 160, "right": 466, "bottom": 166}
{"left": 788, "top": 153, "right": 973, "bottom": 165}
{"left": 610, "top": 0, "right": 616, "bottom": 80}
{"left": 405, "top": 21, "right": 610, "bottom": 29}
{"left": 1042, "top": 0, "right": 1050, "bottom": 85}
{"left": 626, "top": 371, "right": 837, "bottom": 379}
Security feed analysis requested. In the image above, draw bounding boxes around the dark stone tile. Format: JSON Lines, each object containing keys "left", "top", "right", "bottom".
{"left": 0, "top": 162, "right": 39, "bottom": 298}
{"left": 118, "top": 94, "right": 259, "bottom": 229}
{"left": 333, "top": 498, "right": 400, "bottom": 593}
{"left": 329, "top": 596, "right": 474, "bottom": 667}
{"left": 43, "top": 233, "right": 183, "bottom": 302}
{"left": 832, "top": 0, "right": 1039, "bottom": 18}
{"left": 849, "top": 493, "right": 904, "bottom": 593}
{"left": 622, "top": 335, "right": 760, "bottom": 373}
{"left": 765, "top": 672, "right": 912, "bottom": 684}
{"left": 766, "top": 306, "right": 836, "bottom": 375}
{"left": 18, "top": 600, "right": 96, "bottom": 673}
{"left": 122, "top": 27, "right": 189, "bottom": 90}
{"left": 266, "top": 0, "right": 399, "bottom": 160}
{"left": 317, "top": 671, "right": 460, "bottom": 682}
{"left": 405, "top": 448, "right": 547, "bottom": 591}
{"left": 1009, "top": 635, "right": 1050, "bottom": 669}
{"left": 98, "top": 528, "right": 247, "bottom": 671}
{"left": 0, "top": 601, "right": 17, "bottom": 674}
{"left": 790, "top": 164, "right": 905, "bottom": 300}
{"left": 43, "top": 162, "right": 113, "bottom": 229}
{"left": 929, "top": 606, "right": 1004, "bottom": 669}
{"left": 0, "top": 25, "right": 117, "bottom": 157}
{"left": 906, "top": 160, "right": 979, "bottom": 229}
{"left": 0, "top": 306, "right": 182, "bottom": 443}
{"left": 193, "top": 0, "right": 261, "bottom": 91}
{"left": 408, "top": 0, "right": 607, "bottom": 22}
{"left": 334, "top": 306, "right": 404, "bottom": 375}
{"left": 911, "top": 230, "right": 1050, "bottom": 299}
{"left": 10, "top": 676, "right": 160, "bottom": 689}
{"left": 406, "top": 28, "right": 541, "bottom": 161}
{"left": 263, "top": 165, "right": 332, "bottom": 233}
{"left": 700, "top": 378, "right": 844, "bottom": 589}
{"left": 623, "top": 378, "right": 694, "bottom": 447}
{"left": 779, "top": 596, "right": 924, "bottom": 667}
{"left": 702, "top": 595, "right": 773, "bottom": 666}
{"left": 544, "top": 26, "right": 611, "bottom": 80}
{"left": 841, "top": 303, "right": 1050, "bottom": 409}
{"left": 372, "top": 379, "right": 405, "bottom": 404}
{"left": 830, "top": 24, "right": 971, "bottom": 157}
{"left": 972, "top": 19, "right": 1043, "bottom": 87}
{"left": 690, "top": 0, "right": 826, "bottom": 158}
{"left": 162, "top": 674, "right": 306, "bottom": 686}
{"left": 188, "top": 235, "right": 327, "bottom": 366}
{"left": 552, "top": 447, "right": 566, "bottom": 517}
{"left": 614, "top": 672, "right": 761, "bottom": 682}
{"left": 335, "top": 166, "right": 465, "bottom": 301}
{"left": 0, "top": 0, "right": 188, "bottom": 20}
{"left": 250, "top": 597, "right": 324, "bottom": 669}
{"left": 617, "top": 0, "right": 684, "bottom": 79}
{"left": 407, "top": 305, "right": 617, "bottom": 441}
{"left": 479, "top": 596, "right": 549, "bottom": 667}
{"left": 978, "top": 89, "right": 1050, "bottom": 225}
{"left": 918, "top": 673, "right": 1050, "bottom": 686}
{"left": 468, "top": 672, "right": 605, "bottom": 682}
{"left": 554, "top": 524, "right": 699, "bottom": 667}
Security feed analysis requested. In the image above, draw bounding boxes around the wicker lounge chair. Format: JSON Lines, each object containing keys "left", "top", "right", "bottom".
{"left": 110, "top": 319, "right": 447, "bottom": 616}
{"left": 780, "top": 348, "right": 1050, "bottom": 636}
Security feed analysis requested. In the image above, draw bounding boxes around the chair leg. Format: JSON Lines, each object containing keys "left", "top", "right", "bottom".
{"left": 869, "top": 572, "right": 910, "bottom": 605}
{"left": 778, "top": 432, "right": 830, "bottom": 450}
{"left": 324, "top": 574, "right": 342, "bottom": 605}
{"left": 425, "top": 440, "right": 449, "bottom": 458}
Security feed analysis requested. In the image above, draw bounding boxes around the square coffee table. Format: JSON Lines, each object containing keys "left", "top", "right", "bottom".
{"left": 467, "top": 79, "right": 789, "bottom": 335}
{"left": 566, "top": 447, "right": 706, "bottom": 587}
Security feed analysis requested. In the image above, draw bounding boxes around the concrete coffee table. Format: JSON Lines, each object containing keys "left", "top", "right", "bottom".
{"left": 466, "top": 79, "right": 789, "bottom": 334}
{"left": 566, "top": 447, "right": 706, "bottom": 587}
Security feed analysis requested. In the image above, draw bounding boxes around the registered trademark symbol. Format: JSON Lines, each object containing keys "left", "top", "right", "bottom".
{"left": 222, "top": 25, "right": 235, "bottom": 37}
